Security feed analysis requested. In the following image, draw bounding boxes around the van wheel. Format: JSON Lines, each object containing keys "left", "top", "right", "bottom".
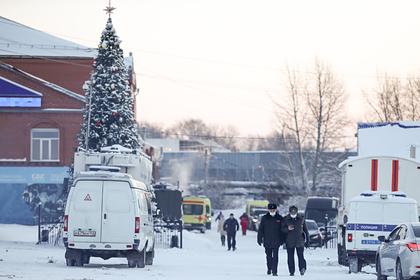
{"left": 396, "top": 259, "right": 404, "bottom": 280}
{"left": 145, "top": 247, "right": 154, "bottom": 265}
{"left": 127, "top": 258, "right": 137, "bottom": 268}
{"left": 82, "top": 254, "right": 90, "bottom": 265}
{"left": 65, "top": 249, "right": 83, "bottom": 267}
{"left": 349, "top": 257, "right": 362, "bottom": 273}
{"left": 137, "top": 248, "right": 146, "bottom": 268}
{"left": 74, "top": 256, "right": 83, "bottom": 267}
{"left": 127, "top": 251, "right": 141, "bottom": 268}
{"left": 200, "top": 227, "right": 206, "bottom": 234}
{"left": 206, "top": 222, "right": 211, "bottom": 230}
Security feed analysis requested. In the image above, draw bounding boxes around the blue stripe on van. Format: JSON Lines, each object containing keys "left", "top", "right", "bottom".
{"left": 346, "top": 223, "right": 397, "bottom": 232}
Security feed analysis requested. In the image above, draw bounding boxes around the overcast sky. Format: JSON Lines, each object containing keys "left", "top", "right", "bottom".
{"left": 3, "top": 0, "right": 420, "bottom": 136}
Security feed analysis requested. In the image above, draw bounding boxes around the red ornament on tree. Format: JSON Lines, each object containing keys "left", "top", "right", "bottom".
{"left": 95, "top": 120, "right": 102, "bottom": 127}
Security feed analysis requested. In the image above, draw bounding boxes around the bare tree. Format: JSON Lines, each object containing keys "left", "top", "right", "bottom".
{"left": 405, "top": 75, "right": 420, "bottom": 121}
{"left": 209, "top": 125, "right": 239, "bottom": 151}
{"left": 138, "top": 122, "right": 166, "bottom": 139}
{"left": 366, "top": 73, "right": 404, "bottom": 122}
{"left": 274, "top": 65, "right": 309, "bottom": 190}
{"left": 305, "top": 60, "right": 347, "bottom": 193}
{"left": 167, "top": 119, "right": 211, "bottom": 139}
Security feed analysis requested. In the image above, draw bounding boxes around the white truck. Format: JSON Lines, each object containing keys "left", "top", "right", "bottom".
{"left": 63, "top": 145, "right": 155, "bottom": 267}
{"left": 73, "top": 144, "right": 153, "bottom": 187}
{"left": 337, "top": 155, "right": 420, "bottom": 268}
{"left": 344, "top": 192, "right": 418, "bottom": 273}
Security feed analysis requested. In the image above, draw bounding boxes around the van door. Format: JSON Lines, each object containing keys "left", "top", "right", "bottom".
{"left": 68, "top": 180, "right": 103, "bottom": 243}
{"left": 101, "top": 180, "right": 135, "bottom": 243}
{"left": 144, "top": 193, "right": 154, "bottom": 249}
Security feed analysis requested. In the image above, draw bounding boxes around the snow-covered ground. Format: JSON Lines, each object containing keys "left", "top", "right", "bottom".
{"left": 0, "top": 222, "right": 377, "bottom": 280}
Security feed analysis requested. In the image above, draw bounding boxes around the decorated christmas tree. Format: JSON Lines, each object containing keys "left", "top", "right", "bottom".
{"left": 78, "top": 13, "right": 139, "bottom": 151}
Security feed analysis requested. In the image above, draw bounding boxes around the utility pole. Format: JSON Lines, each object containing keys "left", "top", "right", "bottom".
{"left": 84, "top": 79, "right": 93, "bottom": 150}
{"left": 204, "top": 148, "right": 208, "bottom": 184}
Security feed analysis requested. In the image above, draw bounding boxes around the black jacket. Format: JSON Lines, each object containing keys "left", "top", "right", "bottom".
{"left": 223, "top": 217, "right": 239, "bottom": 235}
{"left": 281, "top": 214, "right": 309, "bottom": 248}
{"left": 257, "top": 213, "right": 285, "bottom": 248}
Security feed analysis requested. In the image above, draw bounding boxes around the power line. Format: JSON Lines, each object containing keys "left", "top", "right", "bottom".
{"left": 142, "top": 131, "right": 356, "bottom": 141}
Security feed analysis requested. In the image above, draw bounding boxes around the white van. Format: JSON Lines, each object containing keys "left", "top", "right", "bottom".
{"left": 345, "top": 192, "right": 418, "bottom": 273}
{"left": 63, "top": 171, "right": 155, "bottom": 268}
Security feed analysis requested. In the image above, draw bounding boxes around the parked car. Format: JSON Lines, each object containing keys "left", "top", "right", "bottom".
{"left": 305, "top": 219, "right": 323, "bottom": 248}
{"left": 376, "top": 222, "right": 420, "bottom": 280}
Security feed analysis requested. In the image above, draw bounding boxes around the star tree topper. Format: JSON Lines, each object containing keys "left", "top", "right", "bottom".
{"left": 104, "top": 0, "right": 116, "bottom": 17}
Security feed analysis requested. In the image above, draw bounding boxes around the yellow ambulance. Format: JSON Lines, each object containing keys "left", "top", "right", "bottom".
{"left": 246, "top": 199, "right": 269, "bottom": 230}
{"left": 182, "top": 196, "right": 212, "bottom": 233}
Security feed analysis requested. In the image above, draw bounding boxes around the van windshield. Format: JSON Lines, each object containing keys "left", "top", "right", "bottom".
{"left": 305, "top": 209, "right": 337, "bottom": 225}
{"left": 183, "top": 204, "right": 203, "bottom": 215}
{"left": 305, "top": 221, "right": 318, "bottom": 230}
{"left": 251, "top": 208, "right": 267, "bottom": 217}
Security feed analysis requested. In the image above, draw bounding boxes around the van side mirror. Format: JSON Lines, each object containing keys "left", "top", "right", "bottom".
{"left": 378, "top": 236, "right": 388, "bottom": 243}
{"left": 211, "top": 211, "right": 214, "bottom": 217}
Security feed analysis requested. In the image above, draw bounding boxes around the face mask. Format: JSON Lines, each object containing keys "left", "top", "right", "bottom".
{"left": 230, "top": 216, "right": 234, "bottom": 219}
{"left": 269, "top": 212, "right": 276, "bottom": 216}
{"left": 290, "top": 214, "right": 297, "bottom": 218}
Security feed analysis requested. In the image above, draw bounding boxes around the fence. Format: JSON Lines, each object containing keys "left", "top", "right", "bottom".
{"left": 322, "top": 226, "right": 337, "bottom": 249}
{"left": 154, "top": 220, "right": 183, "bottom": 249}
{"left": 38, "top": 222, "right": 63, "bottom": 246}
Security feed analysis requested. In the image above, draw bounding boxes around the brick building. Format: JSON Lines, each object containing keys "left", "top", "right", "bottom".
{"left": 0, "top": 17, "right": 137, "bottom": 223}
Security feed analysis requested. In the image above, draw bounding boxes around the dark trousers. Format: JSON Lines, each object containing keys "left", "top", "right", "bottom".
{"left": 227, "top": 232, "right": 236, "bottom": 250}
{"left": 286, "top": 247, "right": 306, "bottom": 274}
{"left": 221, "top": 235, "right": 226, "bottom": 246}
{"left": 265, "top": 246, "right": 280, "bottom": 273}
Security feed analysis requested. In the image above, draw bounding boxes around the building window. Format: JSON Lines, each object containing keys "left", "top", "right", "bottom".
{"left": 31, "top": 129, "right": 59, "bottom": 162}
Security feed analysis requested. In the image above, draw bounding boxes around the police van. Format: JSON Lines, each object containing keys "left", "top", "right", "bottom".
{"left": 63, "top": 171, "right": 155, "bottom": 268}
{"left": 345, "top": 192, "right": 418, "bottom": 273}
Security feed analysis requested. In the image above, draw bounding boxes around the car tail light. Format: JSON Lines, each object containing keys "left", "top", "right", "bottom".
{"left": 406, "top": 243, "right": 420, "bottom": 251}
{"left": 348, "top": 233, "right": 353, "bottom": 242}
{"left": 64, "top": 215, "right": 68, "bottom": 232}
{"left": 135, "top": 217, "right": 140, "bottom": 233}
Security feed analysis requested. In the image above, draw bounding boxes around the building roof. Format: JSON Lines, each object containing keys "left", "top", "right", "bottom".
{"left": 0, "top": 16, "right": 96, "bottom": 58}
{"left": 0, "top": 62, "right": 85, "bottom": 102}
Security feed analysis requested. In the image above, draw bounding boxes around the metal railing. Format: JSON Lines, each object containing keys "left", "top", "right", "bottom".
{"left": 154, "top": 219, "right": 183, "bottom": 249}
{"left": 38, "top": 223, "right": 63, "bottom": 246}
{"left": 321, "top": 226, "right": 337, "bottom": 249}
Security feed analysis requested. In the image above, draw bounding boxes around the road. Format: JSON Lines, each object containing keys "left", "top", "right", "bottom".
{"left": 0, "top": 223, "right": 378, "bottom": 280}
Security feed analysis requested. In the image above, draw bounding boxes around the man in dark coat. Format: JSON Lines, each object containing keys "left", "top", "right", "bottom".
{"left": 223, "top": 213, "right": 239, "bottom": 251}
{"left": 282, "top": 205, "right": 309, "bottom": 276}
{"left": 257, "top": 203, "right": 284, "bottom": 276}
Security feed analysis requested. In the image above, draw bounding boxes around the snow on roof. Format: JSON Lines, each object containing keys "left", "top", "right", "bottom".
{"left": 357, "top": 121, "right": 420, "bottom": 160}
{"left": 0, "top": 16, "right": 96, "bottom": 58}
{"left": 350, "top": 191, "right": 417, "bottom": 204}
{"left": 338, "top": 154, "right": 420, "bottom": 168}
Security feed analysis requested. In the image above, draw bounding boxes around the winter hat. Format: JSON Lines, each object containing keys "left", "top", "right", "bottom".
{"left": 229, "top": 213, "right": 234, "bottom": 217}
{"left": 268, "top": 203, "right": 277, "bottom": 210}
{"left": 289, "top": 205, "right": 298, "bottom": 214}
